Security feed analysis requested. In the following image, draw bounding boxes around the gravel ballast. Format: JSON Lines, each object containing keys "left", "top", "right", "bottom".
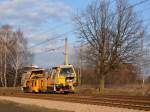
{"left": 0, "top": 96, "right": 146, "bottom": 112}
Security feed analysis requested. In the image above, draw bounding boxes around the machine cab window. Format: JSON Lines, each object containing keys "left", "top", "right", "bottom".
{"left": 51, "top": 67, "right": 60, "bottom": 79}
{"left": 60, "top": 67, "right": 74, "bottom": 76}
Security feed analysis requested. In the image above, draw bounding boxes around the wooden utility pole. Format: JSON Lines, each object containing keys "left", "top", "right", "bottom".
{"left": 79, "top": 46, "right": 82, "bottom": 86}
{"left": 141, "top": 33, "right": 145, "bottom": 89}
{"left": 64, "top": 37, "right": 68, "bottom": 65}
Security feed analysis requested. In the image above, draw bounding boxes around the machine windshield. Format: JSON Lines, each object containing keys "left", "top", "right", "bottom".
{"left": 60, "top": 67, "right": 74, "bottom": 76}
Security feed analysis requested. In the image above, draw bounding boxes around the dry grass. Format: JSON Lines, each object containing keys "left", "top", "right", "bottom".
{"left": 1, "top": 85, "right": 150, "bottom": 96}
{"left": 103, "top": 84, "right": 150, "bottom": 96}
{"left": 77, "top": 84, "right": 150, "bottom": 96}
{"left": 0, "top": 87, "right": 21, "bottom": 93}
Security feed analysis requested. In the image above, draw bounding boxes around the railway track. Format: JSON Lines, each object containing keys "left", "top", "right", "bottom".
{"left": 0, "top": 92, "right": 150, "bottom": 111}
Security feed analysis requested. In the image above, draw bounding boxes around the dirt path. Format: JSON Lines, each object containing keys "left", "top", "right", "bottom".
{"left": 0, "top": 96, "right": 146, "bottom": 112}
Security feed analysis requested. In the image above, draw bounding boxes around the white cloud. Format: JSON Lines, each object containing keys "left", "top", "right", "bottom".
{"left": 0, "top": 0, "right": 72, "bottom": 43}
{"left": 0, "top": 0, "right": 72, "bottom": 24}
{"left": 0, "top": 0, "right": 74, "bottom": 67}
{"left": 0, "top": 0, "right": 72, "bottom": 52}
{"left": 29, "top": 32, "right": 55, "bottom": 41}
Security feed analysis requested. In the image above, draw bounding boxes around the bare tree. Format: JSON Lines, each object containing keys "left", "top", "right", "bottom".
{"left": 12, "top": 31, "right": 24, "bottom": 87}
{"left": 0, "top": 25, "right": 32, "bottom": 87}
{"left": 0, "top": 25, "right": 12, "bottom": 87}
{"left": 75, "top": 0, "right": 145, "bottom": 92}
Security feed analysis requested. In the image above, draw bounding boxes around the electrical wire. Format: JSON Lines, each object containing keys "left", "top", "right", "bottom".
{"left": 28, "top": 0, "right": 150, "bottom": 51}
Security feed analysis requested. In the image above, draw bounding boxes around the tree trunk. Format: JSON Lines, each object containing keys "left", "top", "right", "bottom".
{"left": 4, "top": 34, "right": 7, "bottom": 87}
{"left": 99, "top": 75, "right": 105, "bottom": 93}
{"left": 13, "top": 69, "right": 18, "bottom": 87}
{"left": 97, "top": 60, "right": 105, "bottom": 93}
{"left": 13, "top": 52, "right": 19, "bottom": 87}
{"left": 13, "top": 64, "right": 18, "bottom": 87}
{"left": 4, "top": 46, "right": 7, "bottom": 87}
{"left": 0, "top": 44, "right": 4, "bottom": 87}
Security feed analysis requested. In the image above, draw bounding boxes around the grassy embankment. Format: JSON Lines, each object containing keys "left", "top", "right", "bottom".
{"left": 0, "top": 100, "right": 73, "bottom": 112}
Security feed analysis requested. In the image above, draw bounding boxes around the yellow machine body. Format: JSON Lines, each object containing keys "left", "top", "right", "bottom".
{"left": 22, "top": 69, "right": 47, "bottom": 93}
{"left": 47, "top": 64, "right": 77, "bottom": 93}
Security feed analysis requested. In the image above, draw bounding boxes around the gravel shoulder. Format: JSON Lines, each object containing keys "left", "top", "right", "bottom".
{"left": 0, "top": 96, "right": 146, "bottom": 112}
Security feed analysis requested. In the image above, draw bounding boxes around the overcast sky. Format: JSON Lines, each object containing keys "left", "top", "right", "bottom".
{"left": 0, "top": 0, "right": 150, "bottom": 68}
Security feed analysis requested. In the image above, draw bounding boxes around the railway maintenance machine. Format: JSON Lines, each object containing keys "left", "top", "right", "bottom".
{"left": 22, "top": 65, "right": 77, "bottom": 93}
{"left": 22, "top": 37, "right": 77, "bottom": 93}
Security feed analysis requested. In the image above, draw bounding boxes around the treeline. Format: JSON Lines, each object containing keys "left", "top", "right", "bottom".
{"left": 0, "top": 25, "right": 32, "bottom": 87}
{"left": 77, "top": 64, "right": 140, "bottom": 88}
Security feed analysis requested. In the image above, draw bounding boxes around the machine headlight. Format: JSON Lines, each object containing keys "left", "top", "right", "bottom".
{"left": 66, "top": 77, "right": 74, "bottom": 83}
{"left": 66, "top": 79, "right": 73, "bottom": 82}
